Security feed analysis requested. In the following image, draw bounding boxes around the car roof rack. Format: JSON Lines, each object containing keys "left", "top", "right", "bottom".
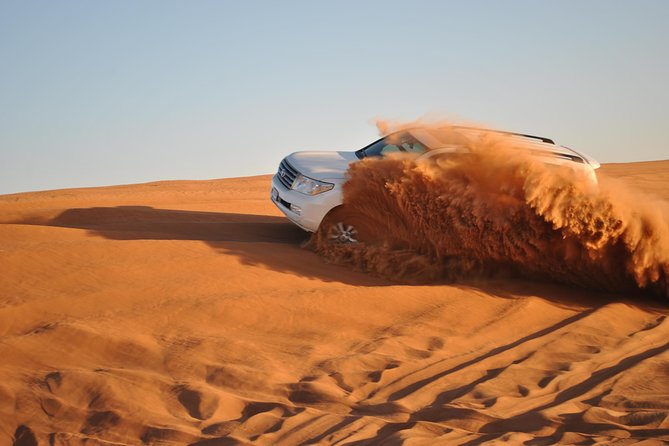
{"left": 452, "top": 126, "right": 555, "bottom": 145}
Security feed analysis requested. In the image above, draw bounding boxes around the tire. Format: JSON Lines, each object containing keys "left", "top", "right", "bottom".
{"left": 317, "top": 206, "right": 375, "bottom": 245}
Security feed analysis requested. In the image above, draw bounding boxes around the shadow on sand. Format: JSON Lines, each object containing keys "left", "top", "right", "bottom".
{"left": 14, "top": 205, "right": 391, "bottom": 286}
{"left": 12, "top": 205, "right": 667, "bottom": 309}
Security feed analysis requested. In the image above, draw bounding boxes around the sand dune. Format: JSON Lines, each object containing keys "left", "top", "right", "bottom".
{"left": 2, "top": 162, "right": 669, "bottom": 445}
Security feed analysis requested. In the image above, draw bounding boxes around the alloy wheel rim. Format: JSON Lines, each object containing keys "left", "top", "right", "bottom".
{"left": 328, "top": 222, "right": 358, "bottom": 244}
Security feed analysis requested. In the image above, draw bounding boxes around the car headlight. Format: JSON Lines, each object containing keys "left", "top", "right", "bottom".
{"left": 291, "top": 174, "right": 334, "bottom": 195}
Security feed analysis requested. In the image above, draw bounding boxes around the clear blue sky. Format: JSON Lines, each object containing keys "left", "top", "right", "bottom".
{"left": 1, "top": 0, "right": 667, "bottom": 194}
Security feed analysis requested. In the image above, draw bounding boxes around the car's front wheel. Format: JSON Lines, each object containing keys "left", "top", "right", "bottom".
{"left": 317, "top": 206, "right": 375, "bottom": 245}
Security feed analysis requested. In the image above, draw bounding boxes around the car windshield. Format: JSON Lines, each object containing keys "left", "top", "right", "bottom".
{"left": 355, "top": 132, "right": 427, "bottom": 159}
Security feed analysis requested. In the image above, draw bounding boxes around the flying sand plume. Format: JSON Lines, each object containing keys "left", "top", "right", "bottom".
{"left": 312, "top": 121, "right": 669, "bottom": 298}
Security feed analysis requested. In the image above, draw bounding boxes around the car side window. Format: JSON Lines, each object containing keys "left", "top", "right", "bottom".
{"left": 426, "top": 150, "right": 472, "bottom": 167}
{"left": 380, "top": 139, "right": 426, "bottom": 156}
{"left": 401, "top": 142, "right": 426, "bottom": 154}
{"left": 380, "top": 144, "right": 401, "bottom": 155}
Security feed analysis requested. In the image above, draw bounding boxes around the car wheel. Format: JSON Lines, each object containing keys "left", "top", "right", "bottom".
{"left": 318, "top": 206, "right": 374, "bottom": 245}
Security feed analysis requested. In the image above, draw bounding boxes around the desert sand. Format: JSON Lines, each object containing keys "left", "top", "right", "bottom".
{"left": 2, "top": 160, "right": 669, "bottom": 445}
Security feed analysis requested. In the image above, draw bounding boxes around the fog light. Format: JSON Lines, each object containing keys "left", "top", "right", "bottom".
{"left": 290, "top": 204, "right": 302, "bottom": 215}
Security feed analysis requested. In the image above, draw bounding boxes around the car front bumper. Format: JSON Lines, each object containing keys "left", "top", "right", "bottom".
{"left": 270, "top": 174, "right": 339, "bottom": 232}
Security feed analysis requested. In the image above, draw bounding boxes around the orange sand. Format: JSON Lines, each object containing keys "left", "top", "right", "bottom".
{"left": 1, "top": 161, "right": 669, "bottom": 445}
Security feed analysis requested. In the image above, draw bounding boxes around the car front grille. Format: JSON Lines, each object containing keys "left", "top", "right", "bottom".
{"left": 277, "top": 159, "right": 299, "bottom": 189}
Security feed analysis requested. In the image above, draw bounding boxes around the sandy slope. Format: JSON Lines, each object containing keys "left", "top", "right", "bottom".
{"left": 1, "top": 161, "right": 669, "bottom": 445}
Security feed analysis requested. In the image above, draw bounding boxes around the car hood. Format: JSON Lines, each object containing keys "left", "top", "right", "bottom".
{"left": 285, "top": 151, "right": 359, "bottom": 180}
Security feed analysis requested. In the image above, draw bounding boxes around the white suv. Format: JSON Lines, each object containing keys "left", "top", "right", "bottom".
{"left": 270, "top": 127, "right": 599, "bottom": 243}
